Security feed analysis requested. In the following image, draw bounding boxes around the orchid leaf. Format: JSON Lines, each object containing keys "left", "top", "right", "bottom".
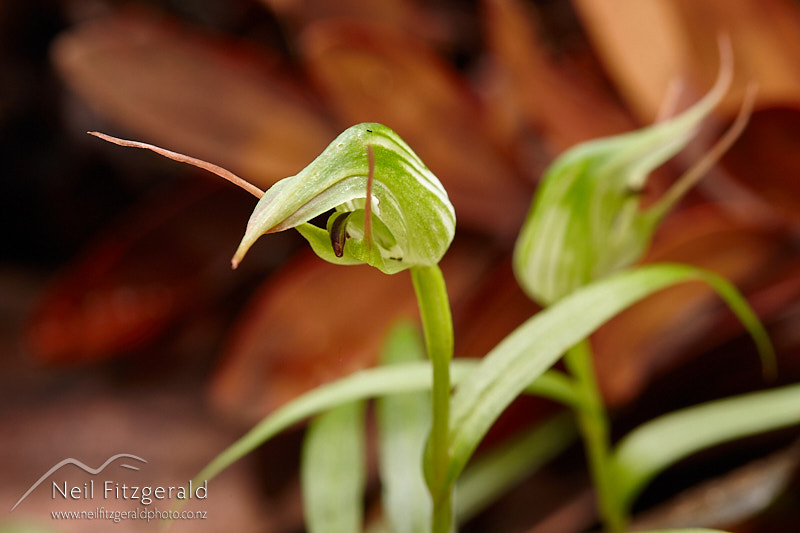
{"left": 444, "top": 262, "right": 774, "bottom": 493}
{"left": 376, "top": 322, "right": 432, "bottom": 533}
{"left": 302, "top": 402, "right": 366, "bottom": 533}
{"left": 189, "top": 263, "right": 771, "bottom": 526}
{"left": 191, "top": 361, "right": 575, "bottom": 489}
{"left": 613, "top": 382, "right": 800, "bottom": 509}
{"left": 191, "top": 263, "right": 772, "bottom": 501}
{"left": 454, "top": 413, "right": 577, "bottom": 523}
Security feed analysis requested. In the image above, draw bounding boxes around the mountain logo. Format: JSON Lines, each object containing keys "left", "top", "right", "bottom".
{"left": 10, "top": 454, "right": 147, "bottom": 512}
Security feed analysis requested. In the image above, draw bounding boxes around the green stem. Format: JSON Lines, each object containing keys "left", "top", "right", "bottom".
{"left": 410, "top": 265, "right": 454, "bottom": 533}
{"left": 564, "top": 340, "right": 626, "bottom": 533}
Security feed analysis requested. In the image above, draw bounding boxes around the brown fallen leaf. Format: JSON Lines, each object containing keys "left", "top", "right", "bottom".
{"left": 53, "top": 8, "right": 336, "bottom": 189}
{"left": 523, "top": 489, "right": 596, "bottom": 533}
{"left": 453, "top": 257, "right": 540, "bottom": 360}
{"left": 744, "top": 258, "right": 800, "bottom": 377}
{"left": 630, "top": 441, "right": 800, "bottom": 531}
{"left": 259, "top": 0, "right": 451, "bottom": 46}
{"left": 572, "top": 0, "right": 800, "bottom": 120}
{"left": 571, "top": 0, "right": 695, "bottom": 122}
{"left": 300, "top": 19, "right": 533, "bottom": 239}
{"left": 24, "top": 181, "right": 258, "bottom": 364}
{"left": 722, "top": 107, "right": 800, "bottom": 224}
{"left": 482, "top": 0, "right": 633, "bottom": 151}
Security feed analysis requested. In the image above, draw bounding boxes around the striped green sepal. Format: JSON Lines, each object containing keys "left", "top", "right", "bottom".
{"left": 233, "top": 123, "right": 456, "bottom": 274}
{"left": 513, "top": 59, "right": 736, "bottom": 305}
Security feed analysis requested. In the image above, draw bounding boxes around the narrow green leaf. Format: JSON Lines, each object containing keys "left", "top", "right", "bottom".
{"left": 194, "top": 362, "right": 453, "bottom": 487}
{"left": 302, "top": 402, "right": 366, "bottom": 533}
{"left": 192, "top": 263, "right": 771, "bottom": 503}
{"left": 192, "top": 262, "right": 771, "bottom": 517}
{"left": 192, "top": 361, "right": 577, "bottom": 489}
{"left": 376, "top": 322, "right": 432, "bottom": 533}
{"left": 613, "top": 382, "right": 800, "bottom": 508}
{"left": 525, "top": 368, "right": 582, "bottom": 408}
{"left": 445, "top": 263, "right": 774, "bottom": 491}
{"left": 454, "top": 414, "right": 577, "bottom": 523}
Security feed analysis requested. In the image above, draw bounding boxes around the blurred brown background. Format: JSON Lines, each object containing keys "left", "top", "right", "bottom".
{"left": 2, "top": 1, "right": 800, "bottom": 531}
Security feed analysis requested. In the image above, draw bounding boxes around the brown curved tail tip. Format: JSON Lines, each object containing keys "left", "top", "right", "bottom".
{"left": 87, "top": 131, "right": 265, "bottom": 198}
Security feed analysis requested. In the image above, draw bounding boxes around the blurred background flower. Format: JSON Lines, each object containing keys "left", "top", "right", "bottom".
{"left": 2, "top": 0, "right": 800, "bottom": 531}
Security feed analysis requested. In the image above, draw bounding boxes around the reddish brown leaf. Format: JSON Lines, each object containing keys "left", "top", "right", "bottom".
{"left": 53, "top": 8, "right": 335, "bottom": 188}
{"left": 571, "top": 0, "right": 693, "bottom": 122}
{"left": 722, "top": 107, "right": 800, "bottom": 223}
{"left": 630, "top": 443, "right": 800, "bottom": 530}
{"left": 260, "top": 0, "right": 451, "bottom": 46}
{"left": 573, "top": 0, "right": 800, "bottom": 120}
{"left": 483, "top": 0, "right": 633, "bottom": 151}
{"left": 523, "top": 489, "right": 595, "bottom": 533}
{"left": 300, "top": 20, "right": 533, "bottom": 239}
{"left": 454, "top": 258, "right": 540, "bottom": 360}
{"left": 745, "top": 258, "right": 800, "bottom": 379}
{"left": 24, "top": 183, "right": 254, "bottom": 364}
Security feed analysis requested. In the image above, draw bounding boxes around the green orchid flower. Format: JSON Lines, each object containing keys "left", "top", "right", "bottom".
{"left": 231, "top": 122, "right": 456, "bottom": 275}
{"left": 90, "top": 121, "right": 459, "bottom": 531}
{"left": 513, "top": 50, "right": 755, "bottom": 306}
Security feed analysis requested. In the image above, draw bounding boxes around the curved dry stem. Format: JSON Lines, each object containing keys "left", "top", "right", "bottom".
{"left": 88, "top": 131, "right": 265, "bottom": 199}
{"left": 654, "top": 77, "right": 686, "bottom": 123}
{"left": 652, "top": 82, "right": 758, "bottom": 219}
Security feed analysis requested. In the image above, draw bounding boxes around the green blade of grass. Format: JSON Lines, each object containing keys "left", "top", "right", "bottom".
{"left": 376, "top": 323, "right": 433, "bottom": 533}
{"left": 192, "top": 361, "right": 577, "bottom": 487}
{"left": 613, "top": 382, "right": 800, "bottom": 509}
{"left": 445, "top": 263, "right": 774, "bottom": 492}
{"left": 454, "top": 413, "right": 577, "bottom": 523}
{"left": 524, "top": 368, "right": 582, "bottom": 408}
{"left": 195, "top": 362, "right": 452, "bottom": 486}
{"left": 194, "top": 362, "right": 462, "bottom": 487}
{"left": 301, "top": 402, "right": 366, "bottom": 533}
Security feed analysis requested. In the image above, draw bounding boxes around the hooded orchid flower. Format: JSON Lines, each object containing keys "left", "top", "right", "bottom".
{"left": 231, "top": 122, "right": 456, "bottom": 274}
{"left": 513, "top": 40, "right": 756, "bottom": 306}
